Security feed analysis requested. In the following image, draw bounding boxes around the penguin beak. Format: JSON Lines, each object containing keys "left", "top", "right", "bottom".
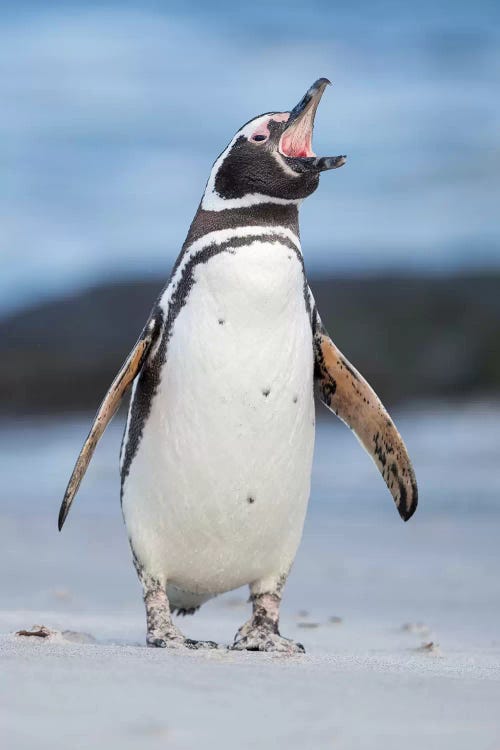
{"left": 279, "top": 78, "right": 346, "bottom": 172}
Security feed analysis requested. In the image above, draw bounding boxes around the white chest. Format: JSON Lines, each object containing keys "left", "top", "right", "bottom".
{"left": 122, "top": 237, "right": 316, "bottom": 594}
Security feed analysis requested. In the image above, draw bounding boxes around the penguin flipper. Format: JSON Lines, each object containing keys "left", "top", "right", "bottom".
{"left": 313, "top": 328, "right": 418, "bottom": 521}
{"left": 58, "top": 318, "right": 159, "bottom": 530}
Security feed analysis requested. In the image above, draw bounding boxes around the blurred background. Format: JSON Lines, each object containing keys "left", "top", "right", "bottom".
{"left": 1, "top": 0, "right": 500, "bottom": 659}
{"left": 1, "top": 0, "right": 499, "bottom": 412}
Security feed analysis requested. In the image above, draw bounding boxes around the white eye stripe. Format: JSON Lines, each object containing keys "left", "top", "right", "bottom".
{"left": 201, "top": 113, "right": 301, "bottom": 211}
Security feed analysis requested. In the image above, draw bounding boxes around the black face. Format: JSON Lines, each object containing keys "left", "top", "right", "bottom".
{"left": 213, "top": 79, "right": 346, "bottom": 204}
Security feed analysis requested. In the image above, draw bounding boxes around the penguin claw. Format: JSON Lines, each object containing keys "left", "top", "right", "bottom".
{"left": 232, "top": 630, "right": 305, "bottom": 654}
{"left": 184, "top": 638, "right": 219, "bottom": 650}
{"left": 146, "top": 636, "right": 182, "bottom": 649}
{"left": 146, "top": 635, "right": 219, "bottom": 650}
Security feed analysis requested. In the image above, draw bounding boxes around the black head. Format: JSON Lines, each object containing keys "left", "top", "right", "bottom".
{"left": 202, "top": 78, "right": 346, "bottom": 211}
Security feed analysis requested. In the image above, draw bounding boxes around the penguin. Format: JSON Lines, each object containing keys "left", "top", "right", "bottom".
{"left": 58, "top": 78, "right": 418, "bottom": 653}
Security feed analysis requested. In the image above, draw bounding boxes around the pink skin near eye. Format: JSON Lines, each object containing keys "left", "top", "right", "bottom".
{"left": 250, "top": 113, "right": 290, "bottom": 142}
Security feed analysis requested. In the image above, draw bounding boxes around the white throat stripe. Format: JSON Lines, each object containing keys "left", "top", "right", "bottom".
{"left": 159, "top": 226, "right": 301, "bottom": 314}
{"left": 201, "top": 116, "right": 301, "bottom": 212}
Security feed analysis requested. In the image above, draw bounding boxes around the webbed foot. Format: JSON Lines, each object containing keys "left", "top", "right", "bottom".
{"left": 232, "top": 627, "right": 304, "bottom": 654}
{"left": 147, "top": 635, "right": 218, "bottom": 650}
{"left": 232, "top": 590, "right": 305, "bottom": 654}
{"left": 137, "top": 568, "right": 219, "bottom": 651}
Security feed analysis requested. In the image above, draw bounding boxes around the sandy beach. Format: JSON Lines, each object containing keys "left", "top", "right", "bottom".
{"left": 1, "top": 403, "right": 499, "bottom": 748}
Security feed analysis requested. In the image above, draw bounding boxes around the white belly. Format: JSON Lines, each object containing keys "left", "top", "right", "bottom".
{"left": 122, "top": 239, "right": 315, "bottom": 596}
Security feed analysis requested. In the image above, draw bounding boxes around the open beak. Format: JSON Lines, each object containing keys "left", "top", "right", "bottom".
{"left": 279, "top": 78, "right": 346, "bottom": 172}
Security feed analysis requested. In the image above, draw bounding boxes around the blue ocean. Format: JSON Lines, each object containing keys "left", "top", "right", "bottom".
{"left": 1, "top": 0, "right": 499, "bottom": 313}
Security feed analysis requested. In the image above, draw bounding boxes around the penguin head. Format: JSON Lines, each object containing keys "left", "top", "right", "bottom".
{"left": 202, "top": 78, "right": 346, "bottom": 211}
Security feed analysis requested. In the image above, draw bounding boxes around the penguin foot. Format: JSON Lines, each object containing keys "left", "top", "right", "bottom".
{"left": 146, "top": 633, "right": 183, "bottom": 649}
{"left": 184, "top": 638, "right": 219, "bottom": 650}
{"left": 147, "top": 634, "right": 218, "bottom": 650}
{"left": 231, "top": 590, "right": 304, "bottom": 653}
{"left": 231, "top": 627, "right": 305, "bottom": 654}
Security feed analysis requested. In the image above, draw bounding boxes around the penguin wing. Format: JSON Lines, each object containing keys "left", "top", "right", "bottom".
{"left": 58, "top": 317, "right": 159, "bottom": 530}
{"left": 312, "top": 312, "right": 418, "bottom": 521}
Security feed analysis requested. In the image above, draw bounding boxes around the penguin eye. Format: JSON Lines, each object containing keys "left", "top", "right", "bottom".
{"left": 252, "top": 134, "right": 267, "bottom": 142}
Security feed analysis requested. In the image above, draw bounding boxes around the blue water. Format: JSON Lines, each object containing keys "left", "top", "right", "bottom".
{"left": 1, "top": 1, "right": 500, "bottom": 313}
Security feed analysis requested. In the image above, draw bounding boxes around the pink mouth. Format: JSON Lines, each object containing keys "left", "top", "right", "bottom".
{"left": 279, "top": 123, "right": 315, "bottom": 158}
{"left": 274, "top": 79, "right": 345, "bottom": 172}
{"left": 278, "top": 100, "right": 319, "bottom": 159}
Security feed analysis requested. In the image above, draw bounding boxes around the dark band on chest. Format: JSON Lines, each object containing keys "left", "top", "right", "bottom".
{"left": 167, "top": 232, "right": 306, "bottom": 341}
{"left": 120, "top": 306, "right": 165, "bottom": 486}
{"left": 175, "top": 203, "right": 299, "bottom": 274}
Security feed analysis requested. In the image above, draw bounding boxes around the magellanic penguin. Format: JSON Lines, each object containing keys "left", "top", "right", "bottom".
{"left": 59, "top": 78, "right": 418, "bottom": 653}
